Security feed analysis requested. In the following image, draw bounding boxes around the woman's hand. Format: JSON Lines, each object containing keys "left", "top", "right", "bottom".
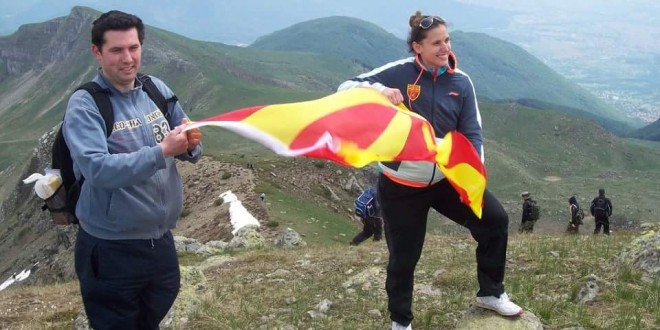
{"left": 381, "top": 87, "right": 404, "bottom": 105}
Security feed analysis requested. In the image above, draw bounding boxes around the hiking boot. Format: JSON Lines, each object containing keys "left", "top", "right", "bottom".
{"left": 392, "top": 321, "right": 412, "bottom": 330}
{"left": 474, "top": 293, "right": 523, "bottom": 316}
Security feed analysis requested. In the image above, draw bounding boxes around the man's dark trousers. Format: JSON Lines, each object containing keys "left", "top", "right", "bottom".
{"left": 75, "top": 228, "right": 180, "bottom": 329}
{"left": 594, "top": 216, "right": 610, "bottom": 235}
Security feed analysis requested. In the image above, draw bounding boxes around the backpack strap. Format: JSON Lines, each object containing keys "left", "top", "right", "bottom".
{"left": 58, "top": 82, "right": 113, "bottom": 208}
{"left": 75, "top": 82, "right": 114, "bottom": 137}
{"left": 137, "top": 73, "right": 176, "bottom": 120}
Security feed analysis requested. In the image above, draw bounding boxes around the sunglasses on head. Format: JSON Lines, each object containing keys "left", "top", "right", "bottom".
{"left": 419, "top": 16, "right": 444, "bottom": 29}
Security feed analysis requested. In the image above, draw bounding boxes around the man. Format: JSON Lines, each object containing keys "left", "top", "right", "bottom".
{"left": 590, "top": 188, "right": 613, "bottom": 235}
{"left": 350, "top": 187, "right": 383, "bottom": 245}
{"left": 64, "top": 10, "right": 202, "bottom": 329}
{"left": 350, "top": 211, "right": 383, "bottom": 246}
{"left": 519, "top": 192, "right": 537, "bottom": 233}
{"left": 350, "top": 215, "right": 383, "bottom": 245}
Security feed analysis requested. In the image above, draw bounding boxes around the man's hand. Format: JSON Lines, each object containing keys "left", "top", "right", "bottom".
{"left": 160, "top": 126, "right": 188, "bottom": 157}
{"left": 182, "top": 118, "right": 202, "bottom": 152}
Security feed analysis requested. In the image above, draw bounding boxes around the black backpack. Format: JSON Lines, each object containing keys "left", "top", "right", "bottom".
{"left": 45, "top": 74, "right": 174, "bottom": 225}
{"left": 528, "top": 199, "right": 540, "bottom": 221}
{"left": 593, "top": 197, "right": 608, "bottom": 217}
{"left": 571, "top": 204, "right": 584, "bottom": 223}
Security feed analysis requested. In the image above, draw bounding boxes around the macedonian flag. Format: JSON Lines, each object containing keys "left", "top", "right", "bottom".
{"left": 185, "top": 88, "right": 487, "bottom": 218}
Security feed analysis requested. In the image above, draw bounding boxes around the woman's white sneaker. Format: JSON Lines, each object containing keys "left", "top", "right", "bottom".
{"left": 474, "top": 292, "right": 523, "bottom": 316}
{"left": 392, "top": 321, "right": 412, "bottom": 330}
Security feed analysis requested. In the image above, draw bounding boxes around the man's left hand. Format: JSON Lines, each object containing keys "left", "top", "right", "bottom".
{"left": 182, "top": 118, "right": 202, "bottom": 152}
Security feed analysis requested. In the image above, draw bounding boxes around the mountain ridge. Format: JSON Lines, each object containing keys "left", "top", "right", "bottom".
{"left": 0, "top": 8, "right": 658, "bottom": 328}
{"left": 1, "top": 5, "right": 659, "bottom": 290}
{"left": 249, "top": 16, "right": 630, "bottom": 129}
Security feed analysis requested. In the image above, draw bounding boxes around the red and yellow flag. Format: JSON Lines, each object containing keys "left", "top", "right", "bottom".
{"left": 185, "top": 88, "right": 487, "bottom": 218}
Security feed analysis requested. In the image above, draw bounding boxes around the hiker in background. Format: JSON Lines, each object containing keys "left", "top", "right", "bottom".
{"left": 350, "top": 187, "right": 383, "bottom": 246}
{"left": 519, "top": 192, "right": 538, "bottom": 233}
{"left": 64, "top": 10, "right": 202, "bottom": 329}
{"left": 566, "top": 195, "right": 584, "bottom": 234}
{"left": 260, "top": 192, "right": 266, "bottom": 202}
{"left": 338, "top": 11, "right": 522, "bottom": 330}
{"left": 590, "top": 188, "right": 613, "bottom": 235}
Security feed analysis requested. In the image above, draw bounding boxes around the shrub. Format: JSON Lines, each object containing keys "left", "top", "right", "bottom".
{"left": 180, "top": 208, "right": 191, "bottom": 218}
{"left": 266, "top": 220, "right": 280, "bottom": 228}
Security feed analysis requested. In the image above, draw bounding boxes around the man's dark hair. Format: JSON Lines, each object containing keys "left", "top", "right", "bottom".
{"left": 91, "top": 10, "right": 145, "bottom": 50}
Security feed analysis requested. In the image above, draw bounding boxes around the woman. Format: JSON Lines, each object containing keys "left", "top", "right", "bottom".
{"left": 338, "top": 11, "right": 523, "bottom": 330}
{"left": 567, "top": 196, "right": 583, "bottom": 233}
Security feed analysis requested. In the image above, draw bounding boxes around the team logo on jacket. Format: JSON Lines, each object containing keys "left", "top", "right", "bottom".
{"left": 407, "top": 84, "right": 421, "bottom": 101}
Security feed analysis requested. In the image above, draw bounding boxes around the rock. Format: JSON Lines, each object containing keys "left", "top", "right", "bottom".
{"left": 368, "top": 309, "right": 382, "bottom": 319}
{"left": 613, "top": 224, "right": 660, "bottom": 282}
{"left": 455, "top": 306, "right": 543, "bottom": 330}
{"left": 228, "top": 226, "right": 266, "bottom": 250}
{"left": 161, "top": 266, "right": 207, "bottom": 329}
{"left": 274, "top": 228, "right": 307, "bottom": 248}
{"left": 576, "top": 277, "right": 599, "bottom": 305}
{"left": 316, "top": 299, "right": 332, "bottom": 313}
{"left": 342, "top": 266, "right": 383, "bottom": 290}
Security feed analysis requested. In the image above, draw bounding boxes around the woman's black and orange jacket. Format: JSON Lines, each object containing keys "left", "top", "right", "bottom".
{"left": 337, "top": 52, "right": 483, "bottom": 187}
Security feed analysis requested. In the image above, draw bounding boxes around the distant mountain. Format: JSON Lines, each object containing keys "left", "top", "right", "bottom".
{"left": 250, "top": 16, "right": 407, "bottom": 69}
{"left": 450, "top": 31, "right": 624, "bottom": 122}
{"left": 3, "top": 1, "right": 658, "bottom": 127}
{"left": 0, "top": 6, "right": 364, "bottom": 189}
{"left": 629, "top": 119, "right": 660, "bottom": 141}
{"left": 248, "top": 17, "right": 626, "bottom": 126}
{"left": 2, "top": 6, "right": 660, "bottom": 290}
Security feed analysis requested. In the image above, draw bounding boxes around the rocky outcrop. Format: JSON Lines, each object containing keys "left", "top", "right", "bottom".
{"left": 228, "top": 226, "right": 266, "bottom": 250}
{"left": 0, "top": 127, "right": 79, "bottom": 284}
{"left": 455, "top": 306, "right": 543, "bottom": 330}
{"left": 0, "top": 8, "right": 93, "bottom": 79}
{"left": 614, "top": 224, "right": 660, "bottom": 282}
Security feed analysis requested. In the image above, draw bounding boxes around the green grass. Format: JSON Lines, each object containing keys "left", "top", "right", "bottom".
{"left": 1, "top": 197, "right": 658, "bottom": 329}
{"left": 256, "top": 179, "right": 357, "bottom": 246}
{"left": 180, "top": 231, "right": 659, "bottom": 330}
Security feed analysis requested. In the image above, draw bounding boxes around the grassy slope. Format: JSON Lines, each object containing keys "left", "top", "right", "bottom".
{"left": 479, "top": 100, "right": 660, "bottom": 223}
{"left": 1, "top": 232, "right": 658, "bottom": 329}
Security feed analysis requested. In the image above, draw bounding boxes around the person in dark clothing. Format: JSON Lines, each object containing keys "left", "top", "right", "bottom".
{"left": 351, "top": 187, "right": 383, "bottom": 245}
{"left": 338, "top": 11, "right": 522, "bottom": 329}
{"left": 566, "top": 196, "right": 583, "bottom": 234}
{"left": 590, "top": 188, "right": 613, "bottom": 235}
{"left": 518, "top": 192, "right": 536, "bottom": 233}
{"left": 350, "top": 215, "right": 383, "bottom": 245}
